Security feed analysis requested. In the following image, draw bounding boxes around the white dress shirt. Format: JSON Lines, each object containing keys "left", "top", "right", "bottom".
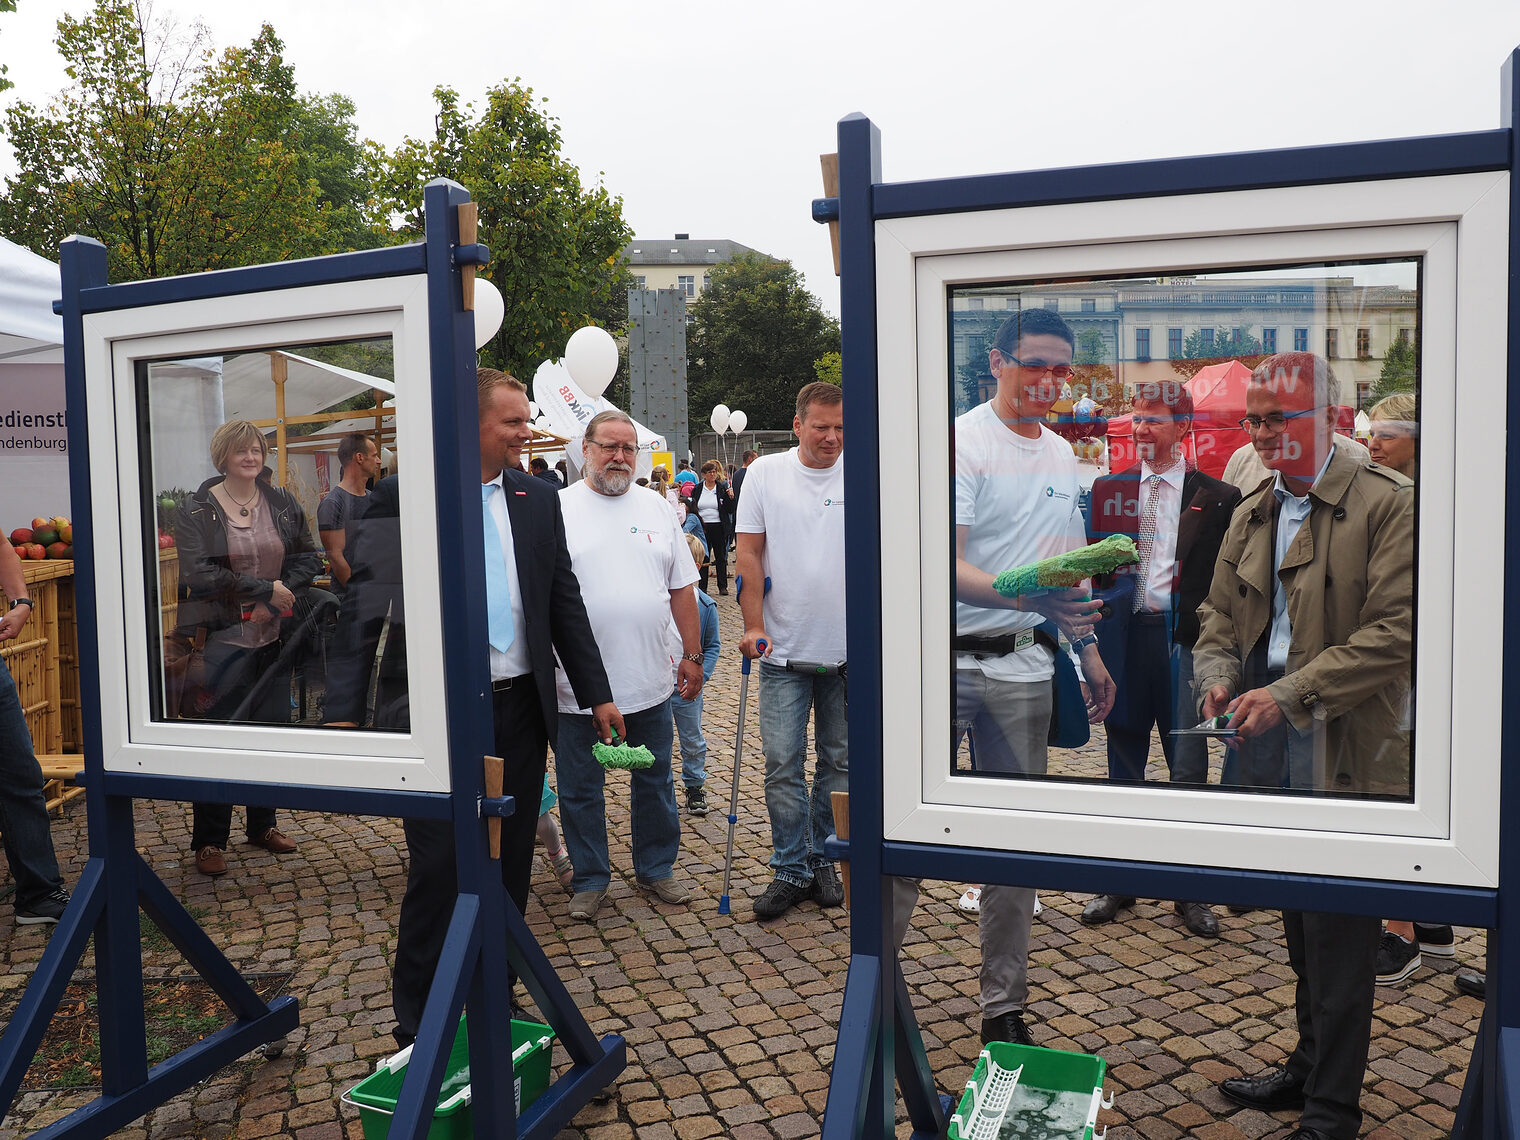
{"left": 1136, "top": 460, "right": 1186, "bottom": 614}
{"left": 483, "top": 474, "right": 532, "bottom": 680}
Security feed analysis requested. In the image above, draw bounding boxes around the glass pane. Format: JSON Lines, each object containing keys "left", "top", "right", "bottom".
{"left": 949, "top": 261, "right": 1417, "bottom": 800}
{"left": 139, "top": 338, "right": 407, "bottom": 731}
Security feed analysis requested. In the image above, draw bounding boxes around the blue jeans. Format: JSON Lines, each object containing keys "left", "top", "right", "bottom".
{"left": 557, "top": 698, "right": 681, "bottom": 892}
{"left": 757, "top": 662, "right": 848, "bottom": 888}
{"left": 671, "top": 689, "right": 707, "bottom": 789}
{"left": 0, "top": 666, "right": 64, "bottom": 908}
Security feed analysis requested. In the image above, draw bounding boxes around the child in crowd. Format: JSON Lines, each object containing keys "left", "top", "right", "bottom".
{"left": 536, "top": 781, "right": 573, "bottom": 890}
{"left": 672, "top": 533, "right": 720, "bottom": 815}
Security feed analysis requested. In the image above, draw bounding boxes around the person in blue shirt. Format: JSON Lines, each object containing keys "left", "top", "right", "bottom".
{"left": 672, "top": 533, "right": 720, "bottom": 815}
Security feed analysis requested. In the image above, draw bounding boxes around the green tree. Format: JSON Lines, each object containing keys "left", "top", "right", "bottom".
{"left": 0, "top": 1, "right": 16, "bottom": 99}
{"left": 813, "top": 352, "right": 841, "bottom": 386}
{"left": 0, "top": 2, "right": 383, "bottom": 279}
{"left": 372, "top": 81, "right": 633, "bottom": 379}
{"left": 1369, "top": 335, "right": 1417, "bottom": 404}
{"left": 686, "top": 253, "right": 841, "bottom": 430}
{"left": 1071, "top": 328, "right": 1119, "bottom": 406}
{"left": 1168, "top": 327, "right": 1266, "bottom": 380}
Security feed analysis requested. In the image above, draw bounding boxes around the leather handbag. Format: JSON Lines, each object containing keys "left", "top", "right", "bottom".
{"left": 162, "top": 626, "right": 211, "bottom": 718}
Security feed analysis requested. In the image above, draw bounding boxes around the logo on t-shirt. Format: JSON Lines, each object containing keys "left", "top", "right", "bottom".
{"left": 1044, "top": 486, "right": 1072, "bottom": 502}
{"left": 823, "top": 497, "right": 844, "bottom": 507}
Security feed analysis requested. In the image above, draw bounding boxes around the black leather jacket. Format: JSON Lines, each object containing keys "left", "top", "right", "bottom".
{"left": 174, "top": 477, "right": 321, "bottom": 633}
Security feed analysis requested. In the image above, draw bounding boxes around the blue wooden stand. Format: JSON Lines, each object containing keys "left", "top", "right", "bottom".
{"left": 818, "top": 48, "right": 1520, "bottom": 1140}
{"left": 0, "top": 179, "right": 624, "bottom": 1138}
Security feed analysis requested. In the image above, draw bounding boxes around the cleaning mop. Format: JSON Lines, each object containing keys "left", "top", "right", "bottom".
{"left": 991, "top": 534, "right": 1139, "bottom": 599}
{"left": 592, "top": 736, "right": 655, "bottom": 770}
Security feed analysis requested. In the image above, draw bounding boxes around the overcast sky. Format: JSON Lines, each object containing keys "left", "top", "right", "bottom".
{"left": 5, "top": 0, "right": 1520, "bottom": 316}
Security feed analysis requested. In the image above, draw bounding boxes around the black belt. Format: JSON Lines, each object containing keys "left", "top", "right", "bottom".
{"left": 1132, "top": 611, "right": 1169, "bottom": 626}
{"left": 492, "top": 673, "right": 531, "bottom": 692}
{"left": 953, "top": 629, "right": 1058, "bottom": 656}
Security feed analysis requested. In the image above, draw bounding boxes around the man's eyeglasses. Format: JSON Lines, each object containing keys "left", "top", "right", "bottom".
{"left": 585, "top": 439, "right": 645, "bottom": 459}
{"left": 1238, "top": 409, "right": 1319, "bottom": 432}
{"left": 1004, "top": 356, "right": 1075, "bottom": 381}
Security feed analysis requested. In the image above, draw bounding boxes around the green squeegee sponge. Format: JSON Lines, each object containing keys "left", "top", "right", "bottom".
{"left": 592, "top": 740, "right": 655, "bottom": 770}
{"left": 992, "top": 534, "right": 1140, "bottom": 599}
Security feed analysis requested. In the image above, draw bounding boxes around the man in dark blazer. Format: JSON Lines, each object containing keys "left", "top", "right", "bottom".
{"left": 368, "top": 369, "right": 623, "bottom": 1047}
{"left": 1081, "top": 381, "right": 1240, "bottom": 938}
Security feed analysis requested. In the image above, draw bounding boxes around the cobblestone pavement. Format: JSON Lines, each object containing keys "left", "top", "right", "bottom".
{"left": 0, "top": 590, "right": 1483, "bottom": 1138}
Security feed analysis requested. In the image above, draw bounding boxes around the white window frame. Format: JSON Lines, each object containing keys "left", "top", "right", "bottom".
{"left": 84, "top": 274, "right": 455, "bottom": 793}
{"left": 874, "top": 171, "right": 1507, "bottom": 887}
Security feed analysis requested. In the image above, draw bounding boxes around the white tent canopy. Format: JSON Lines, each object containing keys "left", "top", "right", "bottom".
{"left": 0, "top": 237, "right": 64, "bottom": 365}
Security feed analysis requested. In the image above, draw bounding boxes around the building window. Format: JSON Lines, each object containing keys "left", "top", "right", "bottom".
{"left": 1135, "top": 328, "right": 1150, "bottom": 362}
{"left": 634, "top": 276, "right": 646, "bottom": 289}
{"left": 1044, "top": 297, "right": 1060, "bottom": 311}
{"left": 967, "top": 297, "right": 984, "bottom": 311}
{"left": 1294, "top": 327, "right": 1308, "bottom": 352}
{"left": 678, "top": 275, "right": 695, "bottom": 298}
{"left": 1262, "top": 327, "right": 1277, "bottom": 353}
{"left": 1325, "top": 328, "right": 1338, "bottom": 359}
{"left": 1397, "top": 327, "right": 1411, "bottom": 345}
{"left": 1167, "top": 328, "right": 1183, "bottom": 358}
{"left": 702, "top": 273, "right": 711, "bottom": 292}
{"left": 1200, "top": 328, "right": 1215, "bottom": 350}
{"left": 1081, "top": 297, "right": 1096, "bottom": 313}
{"left": 1356, "top": 328, "right": 1371, "bottom": 358}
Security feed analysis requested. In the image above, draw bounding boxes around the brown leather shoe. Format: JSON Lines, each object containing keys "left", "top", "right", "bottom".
{"left": 196, "top": 846, "right": 228, "bottom": 876}
{"left": 247, "top": 827, "right": 298, "bottom": 855}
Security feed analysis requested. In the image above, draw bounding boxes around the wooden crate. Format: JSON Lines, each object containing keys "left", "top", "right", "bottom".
{"left": 160, "top": 548, "right": 180, "bottom": 634}
{"left": 55, "top": 571, "right": 81, "bottom": 753}
{"left": 0, "top": 562, "right": 71, "bottom": 758}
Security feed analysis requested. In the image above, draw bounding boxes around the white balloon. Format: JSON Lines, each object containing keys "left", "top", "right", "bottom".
{"left": 529, "top": 401, "right": 539, "bottom": 419}
{"left": 710, "top": 404, "right": 731, "bottom": 434}
{"left": 380, "top": 447, "right": 395, "bottom": 468}
{"left": 728, "top": 409, "right": 748, "bottom": 435}
{"left": 474, "top": 278, "right": 505, "bottom": 350}
{"left": 563, "top": 325, "right": 619, "bottom": 397}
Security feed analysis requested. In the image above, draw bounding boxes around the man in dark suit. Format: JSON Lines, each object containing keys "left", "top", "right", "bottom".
{"left": 365, "top": 369, "right": 623, "bottom": 1047}
{"left": 1081, "top": 381, "right": 1240, "bottom": 938}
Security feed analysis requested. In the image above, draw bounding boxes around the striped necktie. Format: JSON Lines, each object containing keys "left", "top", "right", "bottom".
{"left": 1133, "top": 474, "right": 1162, "bottom": 613}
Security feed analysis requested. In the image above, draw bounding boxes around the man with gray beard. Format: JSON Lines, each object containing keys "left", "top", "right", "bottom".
{"left": 553, "top": 410, "right": 705, "bottom": 920}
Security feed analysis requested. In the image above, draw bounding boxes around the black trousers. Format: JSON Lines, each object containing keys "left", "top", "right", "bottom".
{"left": 699, "top": 519, "right": 727, "bottom": 593}
{"left": 1104, "top": 616, "right": 1206, "bottom": 785}
{"left": 190, "top": 639, "right": 287, "bottom": 850}
{"left": 1282, "top": 909, "right": 1381, "bottom": 1138}
{"left": 392, "top": 679, "right": 548, "bottom": 1042}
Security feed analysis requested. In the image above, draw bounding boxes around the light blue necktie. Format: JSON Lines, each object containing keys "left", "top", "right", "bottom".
{"left": 481, "top": 483, "right": 516, "bottom": 653}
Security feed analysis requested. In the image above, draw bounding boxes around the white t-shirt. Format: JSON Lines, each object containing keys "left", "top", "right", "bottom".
{"left": 554, "top": 482, "right": 698, "bottom": 715}
{"left": 695, "top": 483, "right": 722, "bottom": 524}
{"left": 955, "top": 403, "right": 1086, "bottom": 683}
{"left": 733, "top": 448, "right": 846, "bottom": 666}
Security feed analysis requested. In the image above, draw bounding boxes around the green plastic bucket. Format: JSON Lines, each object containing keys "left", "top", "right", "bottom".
{"left": 342, "top": 1015, "right": 554, "bottom": 1140}
{"left": 947, "top": 1041, "right": 1109, "bottom": 1140}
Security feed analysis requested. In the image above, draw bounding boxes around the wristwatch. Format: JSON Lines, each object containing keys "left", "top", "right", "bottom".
{"left": 9, "top": 598, "right": 33, "bottom": 610}
{"left": 1071, "top": 633, "right": 1099, "bottom": 652}
{"left": 681, "top": 651, "right": 703, "bottom": 665}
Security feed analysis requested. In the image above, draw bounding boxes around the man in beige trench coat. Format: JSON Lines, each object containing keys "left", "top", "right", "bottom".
{"left": 1190, "top": 351, "right": 1413, "bottom": 1140}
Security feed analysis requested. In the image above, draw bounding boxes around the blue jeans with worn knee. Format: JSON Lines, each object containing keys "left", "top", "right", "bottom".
{"left": 671, "top": 690, "right": 707, "bottom": 790}
{"left": 757, "top": 662, "right": 848, "bottom": 888}
{"left": 557, "top": 698, "right": 681, "bottom": 892}
{"left": 0, "top": 666, "right": 63, "bottom": 908}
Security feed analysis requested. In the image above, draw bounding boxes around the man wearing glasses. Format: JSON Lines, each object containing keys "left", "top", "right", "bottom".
{"left": 553, "top": 410, "right": 704, "bottom": 920}
{"left": 1081, "top": 380, "right": 1239, "bottom": 939}
{"left": 894, "top": 307, "right": 1115, "bottom": 1047}
{"left": 1193, "top": 352, "right": 1413, "bottom": 1140}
